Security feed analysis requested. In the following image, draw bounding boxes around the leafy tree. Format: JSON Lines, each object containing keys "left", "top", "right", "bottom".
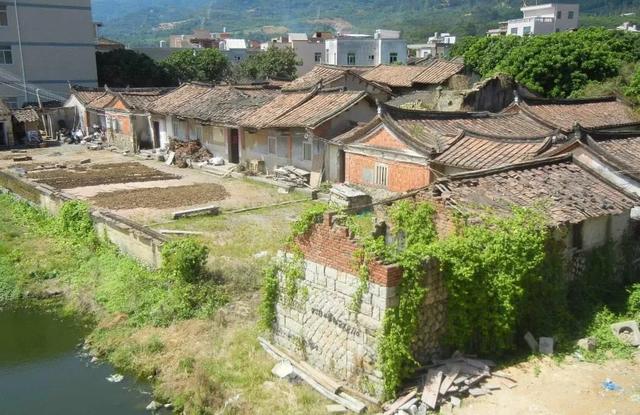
{"left": 162, "top": 48, "right": 231, "bottom": 83}
{"left": 453, "top": 28, "right": 640, "bottom": 98}
{"left": 237, "top": 46, "right": 301, "bottom": 81}
{"left": 96, "top": 49, "right": 176, "bottom": 87}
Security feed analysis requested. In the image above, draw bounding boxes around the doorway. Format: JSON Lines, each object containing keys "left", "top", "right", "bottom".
{"left": 153, "top": 121, "right": 160, "bottom": 148}
{"left": 0, "top": 122, "right": 5, "bottom": 146}
{"left": 229, "top": 129, "right": 240, "bottom": 164}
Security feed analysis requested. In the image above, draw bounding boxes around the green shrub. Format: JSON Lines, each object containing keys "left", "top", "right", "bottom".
{"left": 59, "top": 201, "right": 96, "bottom": 242}
{"left": 627, "top": 284, "right": 640, "bottom": 318}
{"left": 161, "top": 238, "right": 210, "bottom": 284}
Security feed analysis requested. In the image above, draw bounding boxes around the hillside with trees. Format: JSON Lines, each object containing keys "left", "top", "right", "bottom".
{"left": 93, "top": 0, "right": 640, "bottom": 47}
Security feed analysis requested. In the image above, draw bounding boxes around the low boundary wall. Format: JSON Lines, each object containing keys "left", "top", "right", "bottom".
{"left": 0, "top": 170, "right": 166, "bottom": 268}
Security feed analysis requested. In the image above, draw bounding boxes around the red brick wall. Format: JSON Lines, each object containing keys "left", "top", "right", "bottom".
{"left": 345, "top": 152, "right": 430, "bottom": 193}
{"left": 295, "top": 212, "right": 402, "bottom": 287}
{"left": 363, "top": 127, "right": 409, "bottom": 150}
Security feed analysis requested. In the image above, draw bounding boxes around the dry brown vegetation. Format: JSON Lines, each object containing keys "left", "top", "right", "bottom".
{"left": 27, "top": 162, "right": 179, "bottom": 189}
{"left": 89, "top": 183, "right": 230, "bottom": 210}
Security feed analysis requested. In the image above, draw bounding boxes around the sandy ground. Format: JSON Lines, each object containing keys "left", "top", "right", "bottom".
{"left": 450, "top": 356, "right": 640, "bottom": 415}
{"left": 0, "top": 145, "right": 303, "bottom": 223}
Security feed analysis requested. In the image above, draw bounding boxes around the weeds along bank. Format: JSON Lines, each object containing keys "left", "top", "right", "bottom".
{"left": 0, "top": 194, "right": 329, "bottom": 414}
{"left": 262, "top": 201, "right": 640, "bottom": 400}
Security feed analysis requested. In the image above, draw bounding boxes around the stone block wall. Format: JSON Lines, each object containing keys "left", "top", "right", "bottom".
{"left": 272, "top": 212, "right": 447, "bottom": 398}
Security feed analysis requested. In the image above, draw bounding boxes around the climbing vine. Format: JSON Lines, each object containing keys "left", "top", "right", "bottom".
{"left": 259, "top": 204, "right": 328, "bottom": 331}
{"left": 377, "top": 200, "right": 438, "bottom": 399}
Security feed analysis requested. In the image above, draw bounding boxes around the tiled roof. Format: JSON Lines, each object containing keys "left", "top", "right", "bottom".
{"left": 241, "top": 91, "right": 311, "bottom": 128}
{"left": 518, "top": 96, "right": 640, "bottom": 131}
{"left": 434, "top": 132, "right": 553, "bottom": 170}
{"left": 413, "top": 60, "right": 465, "bottom": 85}
{"left": 362, "top": 59, "right": 464, "bottom": 88}
{"left": 88, "top": 93, "right": 116, "bottom": 109}
{"left": 567, "top": 130, "right": 640, "bottom": 181}
{"left": 363, "top": 65, "right": 428, "bottom": 88}
{"left": 429, "top": 154, "right": 638, "bottom": 225}
{"left": 70, "top": 86, "right": 107, "bottom": 105}
{"left": 283, "top": 65, "right": 351, "bottom": 91}
{"left": 13, "top": 107, "right": 39, "bottom": 123}
{"left": 242, "top": 89, "right": 369, "bottom": 129}
{"left": 149, "top": 83, "right": 274, "bottom": 126}
{"left": 380, "top": 104, "right": 557, "bottom": 153}
{"left": 120, "top": 89, "right": 171, "bottom": 110}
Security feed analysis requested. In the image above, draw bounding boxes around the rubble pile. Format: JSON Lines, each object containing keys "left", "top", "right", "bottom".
{"left": 169, "top": 139, "right": 212, "bottom": 168}
{"left": 384, "top": 352, "right": 517, "bottom": 415}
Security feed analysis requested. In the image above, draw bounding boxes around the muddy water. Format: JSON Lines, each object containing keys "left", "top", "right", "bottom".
{"left": 0, "top": 306, "right": 156, "bottom": 415}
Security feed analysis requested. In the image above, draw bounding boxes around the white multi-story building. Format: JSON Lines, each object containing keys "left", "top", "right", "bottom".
{"left": 0, "top": 0, "right": 98, "bottom": 107}
{"left": 261, "top": 32, "right": 331, "bottom": 75}
{"left": 408, "top": 32, "right": 456, "bottom": 58}
{"left": 325, "top": 29, "right": 407, "bottom": 67}
{"left": 505, "top": 3, "right": 579, "bottom": 36}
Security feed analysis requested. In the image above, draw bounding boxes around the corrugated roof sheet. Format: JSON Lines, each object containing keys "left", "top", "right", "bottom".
{"left": 434, "top": 132, "right": 552, "bottom": 170}
{"left": 519, "top": 96, "right": 640, "bottom": 131}
{"left": 149, "top": 83, "right": 275, "bottom": 126}
{"left": 428, "top": 155, "right": 638, "bottom": 225}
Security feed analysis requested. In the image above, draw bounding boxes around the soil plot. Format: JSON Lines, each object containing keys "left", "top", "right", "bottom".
{"left": 27, "top": 162, "right": 180, "bottom": 189}
{"left": 89, "top": 183, "right": 230, "bottom": 210}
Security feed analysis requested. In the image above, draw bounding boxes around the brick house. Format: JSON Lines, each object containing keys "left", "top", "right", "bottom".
{"left": 362, "top": 59, "right": 466, "bottom": 95}
{"left": 76, "top": 87, "right": 172, "bottom": 152}
{"left": 511, "top": 95, "right": 640, "bottom": 134}
{"left": 271, "top": 150, "right": 640, "bottom": 400}
{"left": 342, "top": 103, "right": 558, "bottom": 192}
{"left": 148, "top": 82, "right": 277, "bottom": 162}
{"left": 281, "top": 64, "right": 393, "bottom": 103}
{"left": 240, "top": 87, "right": 378, "bottom": 182}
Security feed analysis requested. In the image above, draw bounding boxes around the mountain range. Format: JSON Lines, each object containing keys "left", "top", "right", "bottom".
{"left": 92, "top": 0, "right": 640, "bottom": 47}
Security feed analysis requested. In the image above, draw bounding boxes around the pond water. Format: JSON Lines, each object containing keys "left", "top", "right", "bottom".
{"left": 0, "top": 306, "right": 159, "bottom": 415}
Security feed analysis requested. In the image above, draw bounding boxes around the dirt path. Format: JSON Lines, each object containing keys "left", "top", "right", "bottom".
{"left": 452, "top": 356, "right": 640, "bottom": 415}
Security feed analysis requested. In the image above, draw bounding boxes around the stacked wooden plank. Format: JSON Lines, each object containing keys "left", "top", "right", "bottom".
{"left": 383, "top": 353, "right": 517, "bottom": 414}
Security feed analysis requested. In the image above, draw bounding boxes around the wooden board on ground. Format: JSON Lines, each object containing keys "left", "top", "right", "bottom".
{"left": 422, "top": 369, "right": 444, "bottom": 409}
{"left": 172, "top": 205, "right": 219, "bottom": 219}
{"left": 383, "top": 390, "right": 417, "bottom": 415}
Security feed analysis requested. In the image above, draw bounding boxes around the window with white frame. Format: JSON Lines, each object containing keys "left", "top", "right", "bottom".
{"left": 523, "top": 26, "right": 532, "bottom": 35}
{"left": 0, "top": 6, "right": 7, "bottom": 26}
{"left": 303, "top": 141, "right": 312, "bottom": 161}
{"left": 375, "top": 163, "right": 388, "bottom": 187}
{"left": 347, "top": 52, "right": 356, "bottom": 65}
{"left": 314, "top": 52, "right": 322, "bottom": 63}
{"left": 510, "top": 27, "right": 518, "bottom": 35}
{"left": 172, "top": 119, "right": 179, "bottom": 137}
{"left": 0, "top": 45, "right": 12, "bottom": 64}
{"left": 389, "top": 52, "right": 398, "bottom": 64}
{"left": 268, "top": 136, "right": 277, "bottom": 154}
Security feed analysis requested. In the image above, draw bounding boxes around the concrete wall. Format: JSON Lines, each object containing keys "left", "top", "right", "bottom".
{"left": 0, "top": 170, "right": 165, "bottom": 268}
{"left": 325, "top": 38, "right": 407, "bottom": 66}
{"left": 273, "top": 212, "right": 446, "bottom": 398}
{"left": 0, "top": 0, "right": 97, "bottom": 106}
